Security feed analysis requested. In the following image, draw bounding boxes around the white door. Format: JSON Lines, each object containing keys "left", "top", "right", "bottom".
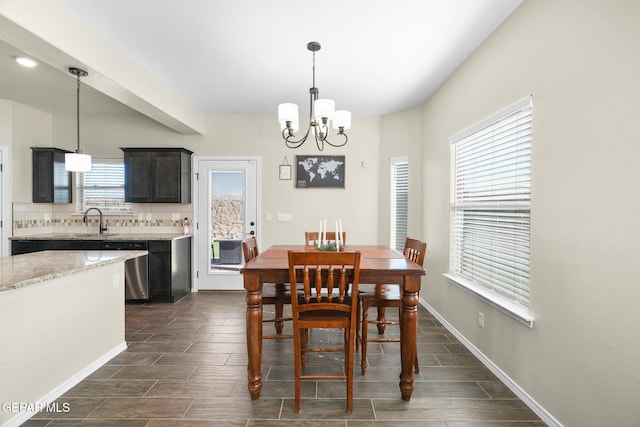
{"left": 196, "top": 158, "right": 259, "bottom": 290}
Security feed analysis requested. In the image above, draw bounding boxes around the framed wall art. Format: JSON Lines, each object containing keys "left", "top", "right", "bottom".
{"left": 279, "top": 157, "right": 292, "bottom": 180}
{"left": 295, "top": 155, "right": 345, "bottom": 188}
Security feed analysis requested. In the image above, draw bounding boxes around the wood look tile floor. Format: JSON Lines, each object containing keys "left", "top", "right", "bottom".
{"left": 26, "top": 291, "right": 547, "bottom": 426}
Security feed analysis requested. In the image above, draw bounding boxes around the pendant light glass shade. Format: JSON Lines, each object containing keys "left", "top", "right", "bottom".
{"left": 314, "top": 99, "right": 335, "bottom": 121}
{"left": 65, "top": 152, "right": 92, "bottom": 172}
{"left": 278, "top": 103, "right": 299, "bottom": 123}
{"left": 332, "top": 110, "right": 352, "bottom": 130}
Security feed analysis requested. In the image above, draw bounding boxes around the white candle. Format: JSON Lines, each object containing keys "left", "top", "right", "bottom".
{"left": 339, "top": 220, "right": 343, "bottom": 245}
{"left": 335, "top": 220, "right": 340, "bottom": 251}
{"left": 318, "top": 220, "right": 322, "bottom": 246}
{"left": 323, "top": 219, "right": 327, "bottom": 245}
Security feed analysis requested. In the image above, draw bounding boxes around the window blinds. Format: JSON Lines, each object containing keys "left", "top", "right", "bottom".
{"left": 390, "top": 158, "right": 409, "bottom": 252}
{"left": 449, "top": 97, "right": 532, "bottom": 307}
{"left": 76, "top": 159, "right": 132, "bottom": 214}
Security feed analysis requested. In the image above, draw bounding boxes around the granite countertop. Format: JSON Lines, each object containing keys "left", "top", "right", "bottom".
{"left": 9, "top": 233, "right": 191, "bottom": 241}
{"left": 0, "top": 250, "right": 147, "bottom": 293}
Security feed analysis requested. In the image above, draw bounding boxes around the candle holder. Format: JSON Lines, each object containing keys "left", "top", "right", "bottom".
{"left": 314, "top": 242, "right": 344, "bottom": 252}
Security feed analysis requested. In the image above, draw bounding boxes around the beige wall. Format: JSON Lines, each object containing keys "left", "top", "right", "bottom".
{"left": 0, "top": 100, "right": 52, "bottom": 203}
{"left": 377, "top": 107, "right": 423, "bottom": 246}
{"left": 0, "top": 261, "right": 125, "bottom": 425}
{"left": 415, "top": 1, "right": 640, "bottom": 426}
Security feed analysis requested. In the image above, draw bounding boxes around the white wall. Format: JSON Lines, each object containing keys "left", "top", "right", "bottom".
{"left": 414, "top": 1, "right": 640, "bottom": 426}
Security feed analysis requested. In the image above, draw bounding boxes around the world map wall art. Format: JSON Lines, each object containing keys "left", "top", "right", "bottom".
{"left": 295, "top": 155, "right": 345, "bottom": 188}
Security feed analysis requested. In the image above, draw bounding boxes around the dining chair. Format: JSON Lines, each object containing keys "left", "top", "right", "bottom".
{"left": 304, "top": 231, "right": 346, "bottom": 246}
{"left": 288, "top": 250, "right": 361, "bottom": 413}
{"left": 358, "top": 237, "right": 426, "bottom": 375}
{"left": 241, "top": 237, "right": 293, "bottom": 339}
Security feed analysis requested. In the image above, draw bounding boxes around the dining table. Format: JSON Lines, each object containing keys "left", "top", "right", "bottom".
{"left": 240, "top": 244, "right": 426, "bottom": 401}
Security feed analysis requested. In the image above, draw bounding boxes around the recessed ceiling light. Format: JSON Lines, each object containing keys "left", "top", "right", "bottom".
{"left": 15, "top": 57, "right": 37, "bottom": 67}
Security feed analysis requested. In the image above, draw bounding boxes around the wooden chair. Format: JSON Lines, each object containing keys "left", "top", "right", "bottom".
{"left": 304, "top": 231, "right": 346, "bottom": 246}
{"left": 242, "top": 237, "right": 293, "bottom": 339}
{"left": 288, "top": 250, "right": 361, "bottom": 413}
{"left": 358, "top": 237, "right": 426, "bottom": 375}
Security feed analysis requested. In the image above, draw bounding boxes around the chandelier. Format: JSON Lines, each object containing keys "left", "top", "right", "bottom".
{"left": 278, "top": 41, "right": 351, "bottom": 151}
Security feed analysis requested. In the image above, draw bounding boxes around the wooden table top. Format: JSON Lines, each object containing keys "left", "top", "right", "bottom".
{"left": 240, "top": 245, "right": 425, "bottom": 276}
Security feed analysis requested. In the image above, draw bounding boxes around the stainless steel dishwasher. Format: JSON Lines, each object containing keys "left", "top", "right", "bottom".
{"left": 102, "top": 241, "right": 149, "bottom": 300}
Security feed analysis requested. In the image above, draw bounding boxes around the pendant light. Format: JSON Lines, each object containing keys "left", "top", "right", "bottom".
{"left": 65, "top": 67, "right": 92, "bottom": 172}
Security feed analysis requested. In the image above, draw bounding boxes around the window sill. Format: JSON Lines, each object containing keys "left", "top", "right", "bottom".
{"left": 443, "top": 273, "right": 535, "bottom": 328}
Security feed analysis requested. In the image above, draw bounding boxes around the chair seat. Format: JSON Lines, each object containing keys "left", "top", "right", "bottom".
{"left": 262, "top": 286, "right": 292, "bottom": 299}
{"left": 299, "top": 310, "right": 350, "bottom": 322}
{"left": 359, "top": 284, "right": 402, "bottom": 306}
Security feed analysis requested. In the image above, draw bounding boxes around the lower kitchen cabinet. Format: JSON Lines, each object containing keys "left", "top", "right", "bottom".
{"left": 148, "top": 237, "right": 191, "bottom": 303}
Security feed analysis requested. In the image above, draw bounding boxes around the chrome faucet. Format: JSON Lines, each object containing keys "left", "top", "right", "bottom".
{"left": 83, "top": 208, "right": 107, "bottom": 234}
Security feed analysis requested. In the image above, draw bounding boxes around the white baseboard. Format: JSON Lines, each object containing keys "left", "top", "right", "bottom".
{"left": 1, "top": 342, "right": 127, "bottom": 427}
{"left": 420, "top": 299, "right": 563, "bottom": 427}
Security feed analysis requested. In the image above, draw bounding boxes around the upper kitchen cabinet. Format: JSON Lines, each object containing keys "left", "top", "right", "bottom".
{"left": 121, "top": 148, "right": 193, "bottom": 203}
{"left": 31, "top": 147, "right": 72, "bottom": 203}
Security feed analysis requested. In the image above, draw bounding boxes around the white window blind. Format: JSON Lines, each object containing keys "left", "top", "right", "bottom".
{"left": 449, "top": 97, "right": 532, "bottom": 308}
{"left": 76, "top": 159, "right": 132, "bottom": 214}
{"left": 390, "top": 156, "right": 409, "bottom": 252}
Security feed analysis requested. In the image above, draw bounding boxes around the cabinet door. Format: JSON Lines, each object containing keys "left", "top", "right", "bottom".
{"left": 11, "top": 241, "right": 40, "bottom": 255}
{"left": 148, "top": 241, "right": 172, "bottom": 300}
{"left": 152, "top": 152, "right": 181, "bottom": 202}
{"left": 32, "top": 148, "right": 72, "bottom": 203}
{"left": 124, "top": 151, "right": 153, "bottom": 202}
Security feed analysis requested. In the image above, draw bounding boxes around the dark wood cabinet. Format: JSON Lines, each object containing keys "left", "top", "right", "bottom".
{"left": 121, "top": 148, "right": 192, "bottom": 203}
{"left": 148, "top": 237, "right": 191, "bottom": 303}
{"left": 31, "top": 147, "right": 72, "bottom": 203}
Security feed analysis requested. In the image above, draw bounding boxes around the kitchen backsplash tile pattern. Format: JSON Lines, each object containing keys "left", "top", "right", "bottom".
{"left": 12, "top": 203, "right": 193, "bottom": 236}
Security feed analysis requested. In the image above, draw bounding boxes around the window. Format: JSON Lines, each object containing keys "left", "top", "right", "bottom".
{"left": 446, "top": 97, "right": 533, "bottom": 324}
{"left": 76, "top": 159, "right": 132, "bottom": 214}
{"left": 390, "top": 156, "right": 408, "bottom": 252}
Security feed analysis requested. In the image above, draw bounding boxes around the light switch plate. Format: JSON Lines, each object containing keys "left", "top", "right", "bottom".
{"left": 277, "top": 213, "right": 292, "bottom": 222}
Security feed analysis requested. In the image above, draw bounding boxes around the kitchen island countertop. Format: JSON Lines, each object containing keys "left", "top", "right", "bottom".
{"left": 0, "top": 250, "right": 147, "bottom": 293}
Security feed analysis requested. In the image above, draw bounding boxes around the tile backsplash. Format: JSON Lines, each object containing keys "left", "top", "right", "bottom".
{"left": 12, "top": 202, "right": 194, "bottom": 236}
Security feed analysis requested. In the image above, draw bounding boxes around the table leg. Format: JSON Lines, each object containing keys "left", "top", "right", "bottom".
{"left": 399, "top": 276, "right": 420, "bottom": 401}
{"left": 245, "top": 274, "right": 263, "bottom": 399}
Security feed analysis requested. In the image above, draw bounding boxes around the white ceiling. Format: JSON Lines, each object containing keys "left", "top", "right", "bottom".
{"left": 0, "top": 0, "right": 523, "bottom": 128}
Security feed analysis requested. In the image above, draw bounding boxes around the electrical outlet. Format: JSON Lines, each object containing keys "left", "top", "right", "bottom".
{"left": 478, "top": 312, "right": 485, "bottom": 328}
